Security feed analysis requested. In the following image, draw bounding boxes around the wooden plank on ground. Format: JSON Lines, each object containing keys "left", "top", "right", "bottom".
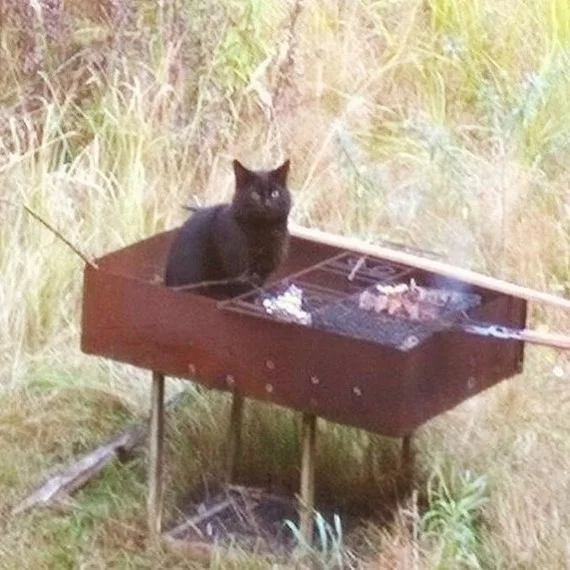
{"left": 13, "top": 385, "right": 188, "bottom": 515}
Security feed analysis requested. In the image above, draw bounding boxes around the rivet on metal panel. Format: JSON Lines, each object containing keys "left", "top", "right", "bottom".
{"left": 353, "top": 386, "right": 362, "bottom": 397}
{"left": 265, "top": 383, "right": 274, "bottom": 393}
{"left": 467, "top": 376, "right": 476, "bottom": 390}
{"left": 399, "top": 335, "right": 419, "bottom": 351}
{"left": 188, "top": 364, "right": 196, "bottom": 375}
{"left": 311, "top": 376, "right": 320, "bottom": 386}
{"left": 226, "top": 375, "right": 235, "bottom": 387}
{"left": 266, "top": 360, "right": 275, "bottom": 370}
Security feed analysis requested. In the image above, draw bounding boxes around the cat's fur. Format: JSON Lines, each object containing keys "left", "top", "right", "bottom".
{"left": 164, "top": 159, "right": 292, "bottom": 298}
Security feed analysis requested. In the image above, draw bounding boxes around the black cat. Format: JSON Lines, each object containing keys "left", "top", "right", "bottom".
{"left": 164, "top": 159, "right": 292, "bottom": 298}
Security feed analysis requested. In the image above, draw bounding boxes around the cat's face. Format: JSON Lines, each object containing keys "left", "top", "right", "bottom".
{"left": 231, "top": 160, "right": 292, "bottom": 222}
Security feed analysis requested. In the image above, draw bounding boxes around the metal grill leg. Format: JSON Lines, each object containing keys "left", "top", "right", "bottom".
{"left": 148, "top": 371, "right": 165, "bottom": 536}
{"left": 226, "top": 391, "right": 244, "bottom": 483}
{"left": 401, "top": 432, "right": 414, "bottom": 475}
{"left": 299, "top": 413, "right": 317, "bottom": 544}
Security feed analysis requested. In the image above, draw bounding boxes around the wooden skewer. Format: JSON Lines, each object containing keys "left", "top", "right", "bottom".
{"left": 1, "top": 198, "right": 99, "bottom": 268}
{"left": 517, "top": 328, "right": 570, "bottom": 350}
{"left": 458, "top": 324, "right": 570, "bottom": 351}
{"left": 289, "top": 224, "right": 570, "bottom": 310}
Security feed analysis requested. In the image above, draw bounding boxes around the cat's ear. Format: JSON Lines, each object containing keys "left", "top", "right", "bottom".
{"left": 233, "top": 160, "right": 254, "bottom": 189}
{"left": 271, "top": 159, "right": 290, "bottom": 186}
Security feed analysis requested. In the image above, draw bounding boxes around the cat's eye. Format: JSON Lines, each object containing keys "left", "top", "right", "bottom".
{"left": 250, "top": 191, "right": 261, "bottom": 201}
{"left": 270, "top": 189, "right": 280, "bottom": 199}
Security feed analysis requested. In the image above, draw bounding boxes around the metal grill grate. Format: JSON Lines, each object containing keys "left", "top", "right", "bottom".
{"left": 219, "top": 252, "right": 481, "bottom": 350}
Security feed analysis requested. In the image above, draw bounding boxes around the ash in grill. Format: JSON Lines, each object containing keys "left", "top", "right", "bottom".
{"left": 221, "top": 252, "right": 482, "bottom": 350}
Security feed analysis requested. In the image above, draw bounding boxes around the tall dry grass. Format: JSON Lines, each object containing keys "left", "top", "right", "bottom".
{"left": 1, "top": 0, "right": 570, "bottom": 568}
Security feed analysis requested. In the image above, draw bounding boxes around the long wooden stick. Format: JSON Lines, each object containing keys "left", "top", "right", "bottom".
{"left": 290, "top": 224, "right": 570, "bottom": 310}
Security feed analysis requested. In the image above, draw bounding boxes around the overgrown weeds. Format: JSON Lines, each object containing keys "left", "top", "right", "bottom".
{"left": 1, "top": 0, "right": 570, "bottom": 568}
